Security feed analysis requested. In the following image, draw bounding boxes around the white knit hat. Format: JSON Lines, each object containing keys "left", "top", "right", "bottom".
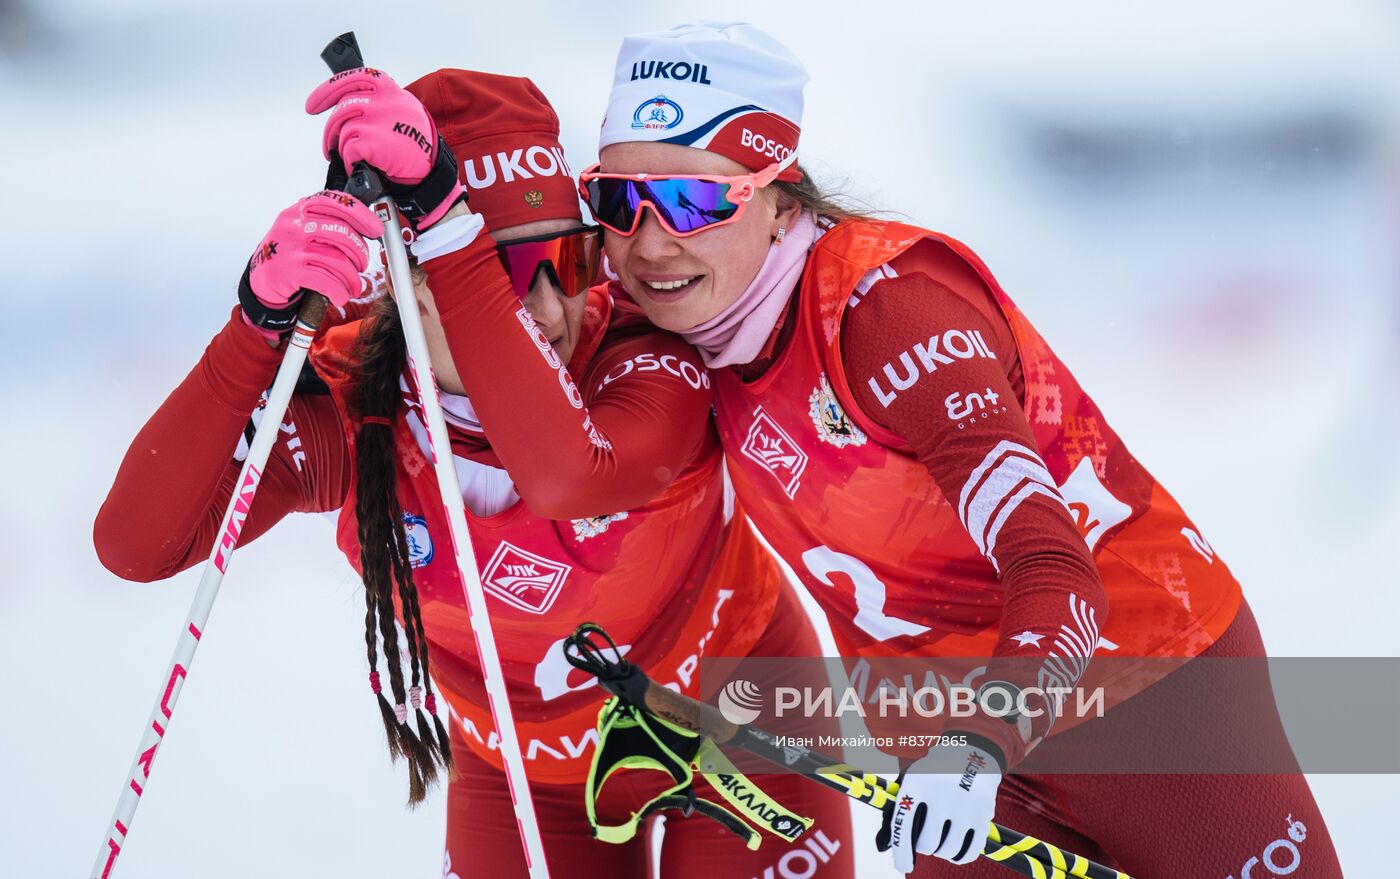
{"left": 599, "top": 21, "right": 808, "bottom": 181}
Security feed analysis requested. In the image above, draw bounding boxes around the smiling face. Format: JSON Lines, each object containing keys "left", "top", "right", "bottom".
{"left": 598, "top": 142, "right": 800, "bottom": 333}
{"left": 410, "top": 217, "right": 588, "bottom": 395}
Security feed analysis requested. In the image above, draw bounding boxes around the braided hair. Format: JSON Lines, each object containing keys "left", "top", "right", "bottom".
{"left": 350, "top": 297, "right": 454, "bottom": 804}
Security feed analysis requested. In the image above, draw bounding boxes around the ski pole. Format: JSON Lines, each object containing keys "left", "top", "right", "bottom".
{"left": 91, "top": 291, "right": 335, "bottom": 879}
{"left": 89, "top": 44, "right": 397, "bottom": 874}
{"left": 320, "top": 31, "right": 552, "bottom": 879}
{"left": 564, "top": 624, "right": 1133, "bottom": 879}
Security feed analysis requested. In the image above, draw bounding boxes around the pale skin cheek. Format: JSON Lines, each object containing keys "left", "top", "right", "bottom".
{"left": 546, "top": 295, "right": 588, "bottom": 364}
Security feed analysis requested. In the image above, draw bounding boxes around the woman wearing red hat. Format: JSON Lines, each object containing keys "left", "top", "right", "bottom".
{"left": 584, "top": 20, "right": 1344, "bottom": 878}
{"left": 95, "top": 67, "right": 853, "bottom": 877}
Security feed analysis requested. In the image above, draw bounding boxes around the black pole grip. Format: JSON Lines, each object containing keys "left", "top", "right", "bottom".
{"left": 320, "top": 32, "right": 364, "bottom": 74}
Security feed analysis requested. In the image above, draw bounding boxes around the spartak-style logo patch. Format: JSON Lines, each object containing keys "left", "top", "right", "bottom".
{"left": 740, "top": 406, "right": 808, "bottom": 498}
{"left": 808, "top": 372, "right": 866, "bottom": 448}
{"left": 481, "top": 541, "right": 571, "bottom": 614}
{"left": 571, "top": 511, "right": 628, "bottom": 542}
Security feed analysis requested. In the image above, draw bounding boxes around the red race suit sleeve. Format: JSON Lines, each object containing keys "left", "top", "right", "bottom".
{"left": 94, "top": 307, "right": 351, "bottom": 582}
{"left": 841, "top": 241, "right": 1108, "bottom": 768}
{"left": 421, "top": 237, "right": 713, "bottom": 520}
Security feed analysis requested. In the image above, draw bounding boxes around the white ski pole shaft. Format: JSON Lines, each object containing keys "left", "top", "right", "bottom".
{"left": 320, "top": 29, "right": 551, "bottom": 879}
{"left": 91, "top": 296, "right": 330, "bottom": 879}
{"left": 376, "top": 202, "right": 551, "bottom": 879}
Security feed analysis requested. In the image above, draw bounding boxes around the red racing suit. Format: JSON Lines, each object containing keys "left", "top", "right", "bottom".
{"left": 697, "top": 217, "right": 1345, "bottom": 879}
{"left": 95, "top": 233, "right": 784, "bottom": 786}
{"left": 704, "top": 219, "right": 1244, "bottom": 765}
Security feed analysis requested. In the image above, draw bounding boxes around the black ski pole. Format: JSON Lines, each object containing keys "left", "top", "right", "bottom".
{"left": 564, "top": 623, "right": 1132, "bottom": 879}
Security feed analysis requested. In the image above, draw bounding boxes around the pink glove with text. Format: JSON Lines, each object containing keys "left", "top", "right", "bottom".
{"left": 239, "top": 190, "right": 382, "bottom": 340}
{"left": 305, "top": 68, "right": 466, "bottom": 229}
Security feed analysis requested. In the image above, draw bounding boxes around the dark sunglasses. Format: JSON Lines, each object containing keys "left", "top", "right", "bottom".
{"left": 495, "top": 225, "right": 603, "bottom": 298}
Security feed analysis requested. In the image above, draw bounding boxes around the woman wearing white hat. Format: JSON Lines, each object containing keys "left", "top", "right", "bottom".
{"left": 584, "top": 20, "right": 1343, "bottom": 878}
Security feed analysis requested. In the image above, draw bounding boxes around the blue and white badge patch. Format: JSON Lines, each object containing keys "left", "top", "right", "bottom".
{"left": 402, "top": 513, "right": 434, "bottom": 568}
{"left": 632, "top": 95, "right": 684, "bottom": 131}
{"left": 571, "top": 511, "right": 629, "bottom": 542}
{"left": 809, "top": 373, "right": 867, "bottom": 448}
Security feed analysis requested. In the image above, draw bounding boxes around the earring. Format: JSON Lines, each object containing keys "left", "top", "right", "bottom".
{"left": 775, "top": 227, "right": 787, "bottom": 243}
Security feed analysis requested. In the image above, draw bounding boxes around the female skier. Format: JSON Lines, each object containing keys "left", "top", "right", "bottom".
{"left": 583, "top": 21, "right": 1343, "bottom": 878}
{"left": 96, "top": 67, "right": 852, "bottom": 878}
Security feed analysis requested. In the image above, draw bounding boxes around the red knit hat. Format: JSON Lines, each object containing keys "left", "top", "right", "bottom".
{"left": 406, "top": 69, "right": 581, "bottom": 233}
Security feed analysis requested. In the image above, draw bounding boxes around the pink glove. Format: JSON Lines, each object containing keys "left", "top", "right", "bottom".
{"left": 305, "top": 68, "right": 467, "bottom": 229}
{"left": 239, "top": 190, "right": 382, "bottom": 340}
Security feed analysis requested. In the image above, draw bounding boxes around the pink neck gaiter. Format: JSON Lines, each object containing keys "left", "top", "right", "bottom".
{"left": 680, "top": 212, "right": 818, "bottom": 368}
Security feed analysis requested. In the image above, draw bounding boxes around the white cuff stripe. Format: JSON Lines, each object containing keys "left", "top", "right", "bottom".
{"left": 959, "top": 441, "right": 1063, "bottom": 563}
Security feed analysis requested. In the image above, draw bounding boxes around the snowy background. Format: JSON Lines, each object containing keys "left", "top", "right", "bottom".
{"left": 2, "top": 0, "right": 1397, "bottom": 876}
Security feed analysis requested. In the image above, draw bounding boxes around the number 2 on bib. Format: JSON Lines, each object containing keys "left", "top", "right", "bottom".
{"left": 801, "top": 546, "right": 930, "bottom": 641}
